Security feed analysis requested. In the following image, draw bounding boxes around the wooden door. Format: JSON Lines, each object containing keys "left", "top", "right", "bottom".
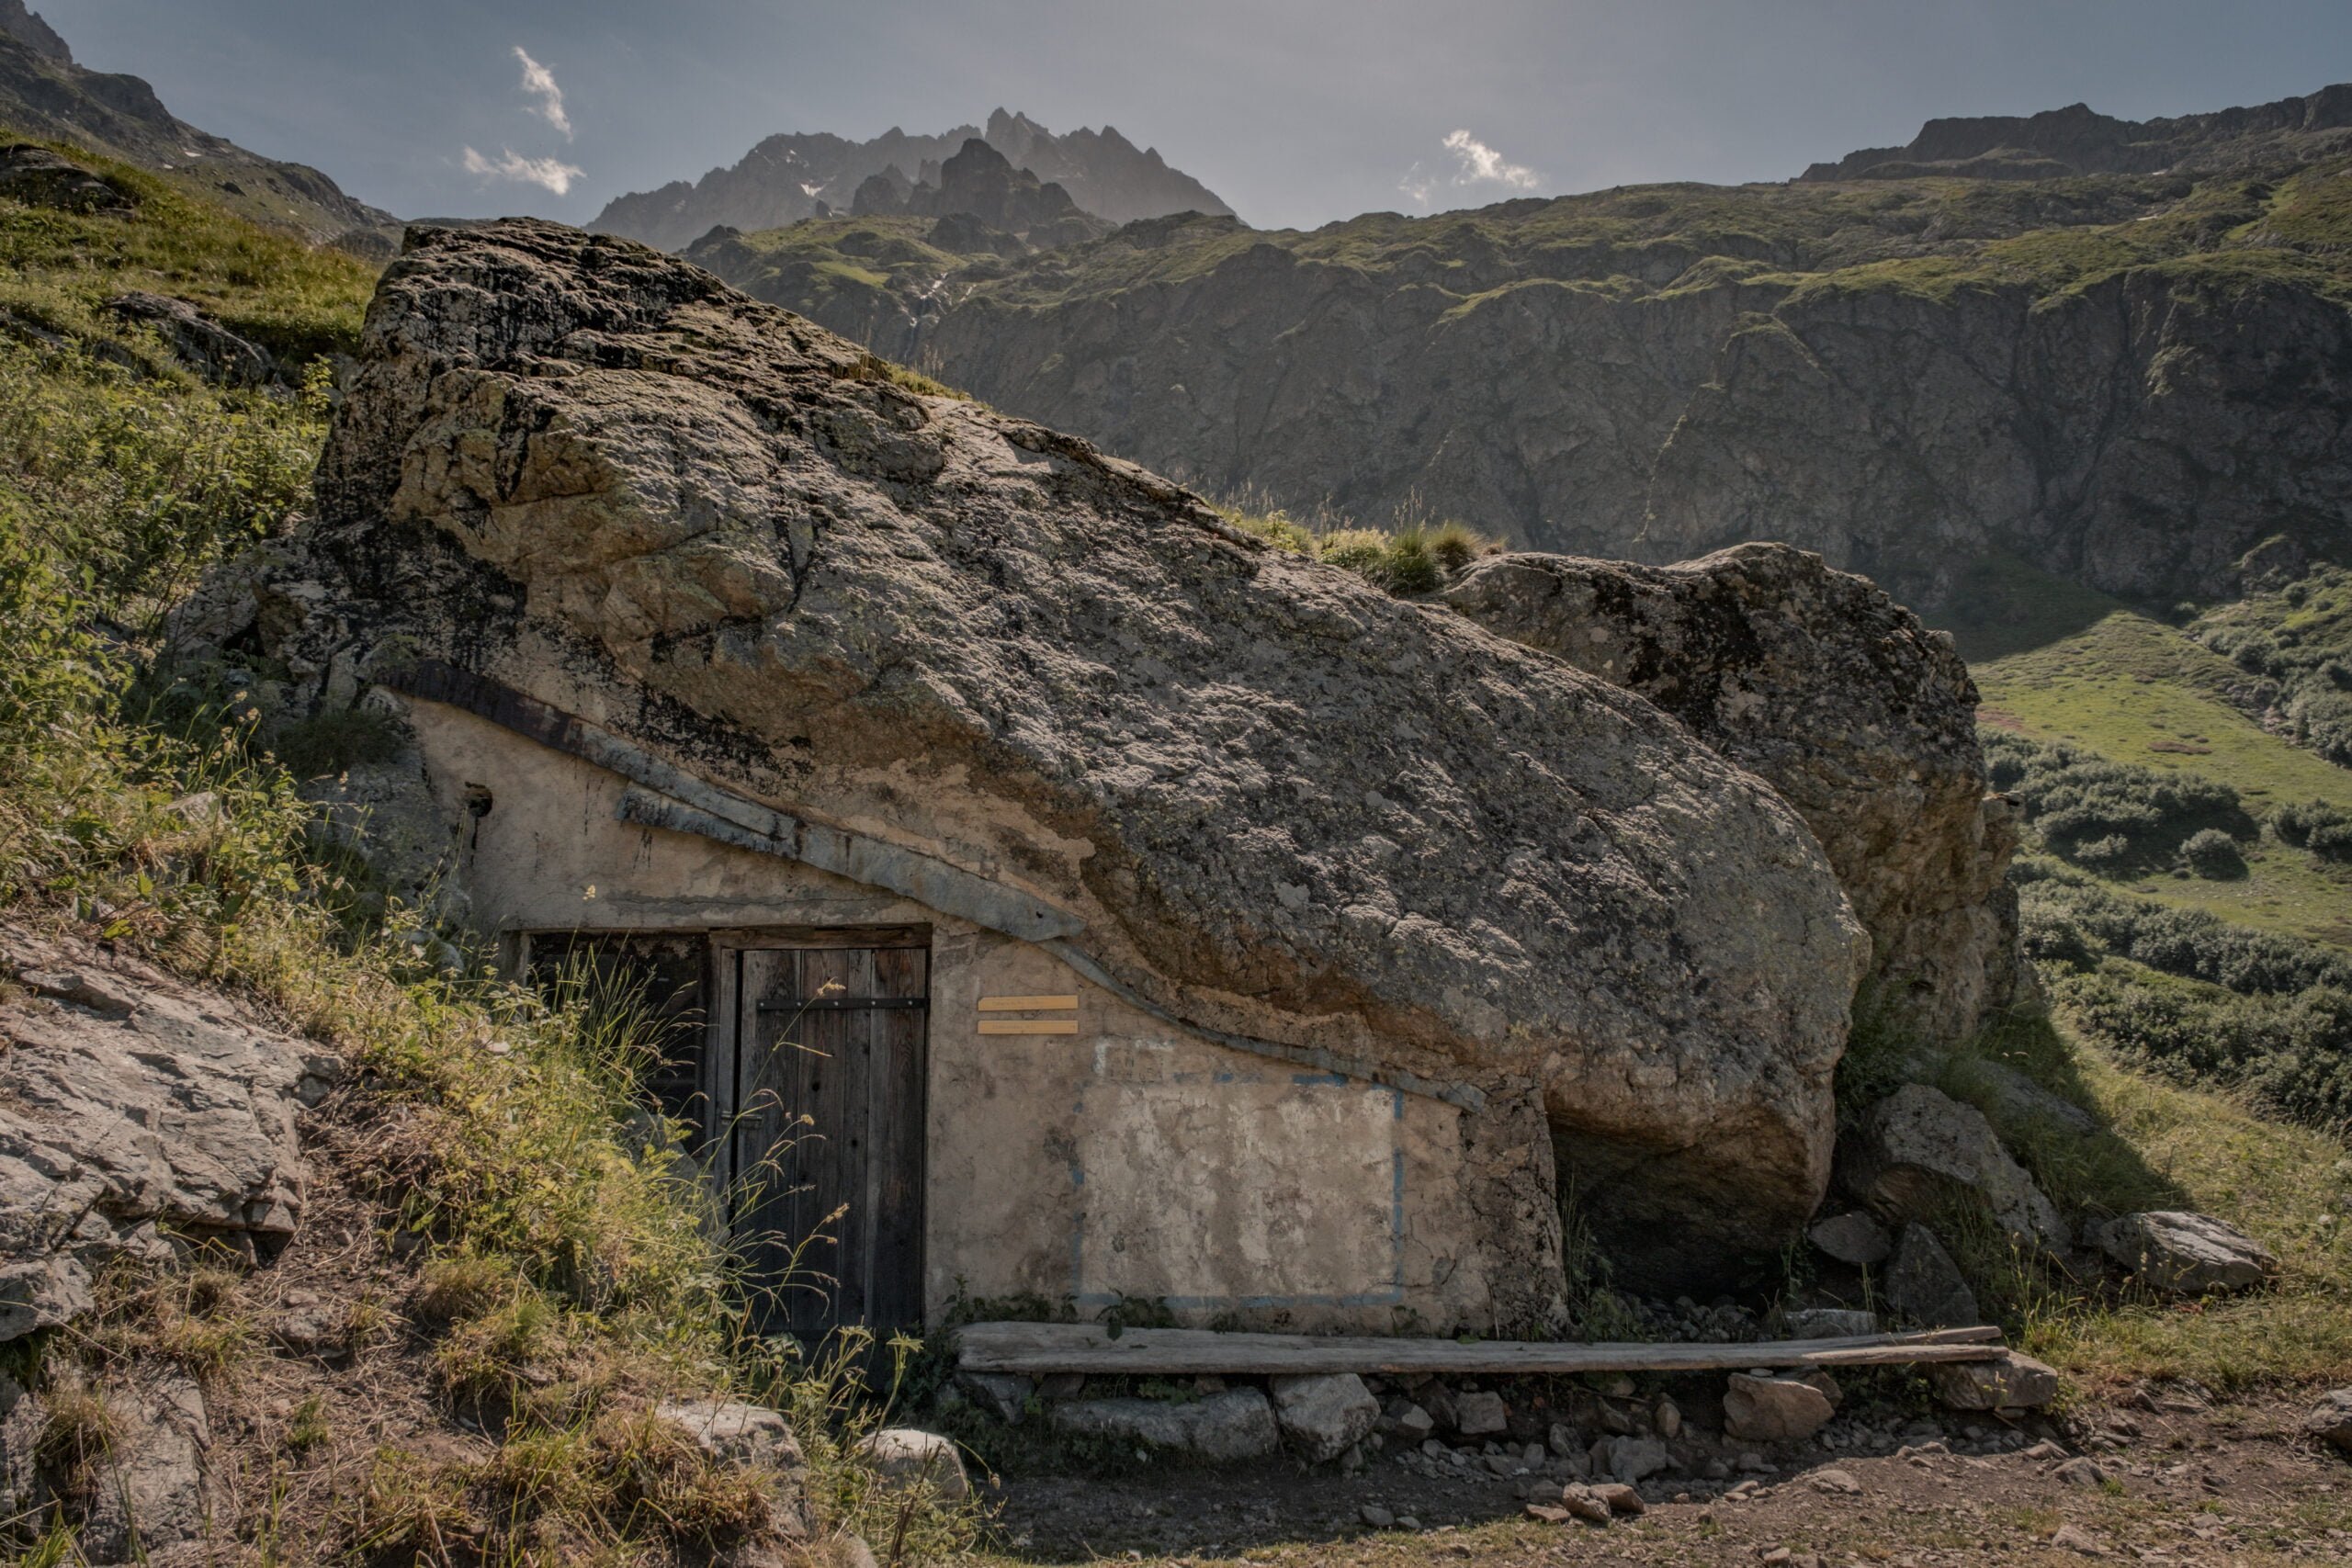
{"left": 733, "top": 940, "right": 929, "bottom": 1341}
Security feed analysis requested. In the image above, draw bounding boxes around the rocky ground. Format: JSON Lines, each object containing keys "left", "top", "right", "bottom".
{"left": 0, "top": 926, "right": 841, "bottom": 1564}
{"left": 980, "top": 1393, "right": 2352, "bottom": 1564}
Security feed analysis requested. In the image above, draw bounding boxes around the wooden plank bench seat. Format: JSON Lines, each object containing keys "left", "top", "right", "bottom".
{"left": 953, "top": 1321, "right": 2008, "bottom": 1378}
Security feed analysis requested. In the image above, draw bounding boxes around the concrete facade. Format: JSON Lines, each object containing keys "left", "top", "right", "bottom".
{"left": 402, "top": 695, "right": 1494, "bottom": 1332}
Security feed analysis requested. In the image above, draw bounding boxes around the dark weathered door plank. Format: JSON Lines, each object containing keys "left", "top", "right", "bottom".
{"left": 734, "top": 942, "right": 927, "bottom": 1342}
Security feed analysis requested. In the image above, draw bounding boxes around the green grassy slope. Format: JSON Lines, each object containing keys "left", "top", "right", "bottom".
{"left": 1975, "top": 610, "right": 2352, "bottom": 948}
{"left": 0, "top": 136, "right": 375, "bottom": 362}
{"left": 1984, "top": 611, "right": 2352, "bottom": 944}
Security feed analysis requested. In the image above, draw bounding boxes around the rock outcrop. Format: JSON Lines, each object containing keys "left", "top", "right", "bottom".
{"left": 2307, "top": 1389, "right": 2352, "bottom": 1456}
{"left": 1929, "top": 1351, "right": 2059, "bottom": 1413}
{"left": 106, "top": 289, "right": 276, "bottom": 386}
{"left": 1446, "top": 544, "right": 2024, "bottom": 1043}
{"left": 2093, "top": 1211, "right": 2280, "bottom": 1297}
{"left": 0, "top": 1, "right": 69, "bottom": 64}
{"left": 0, "top": 141, "right": 131, "bottom": 214}
{"left": 184, "top": 219, "right": 1872, "bottom": 1293}
{"left": 0, "top": 926, "right": 341, "bottom": 1342}
{"left": 1841, "top": 1085, "right": 2064, "bottom": 1255}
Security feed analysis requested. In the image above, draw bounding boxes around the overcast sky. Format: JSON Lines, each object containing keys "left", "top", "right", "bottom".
{"left": 36, "top": 0, "right": 2352, "bottom": 230}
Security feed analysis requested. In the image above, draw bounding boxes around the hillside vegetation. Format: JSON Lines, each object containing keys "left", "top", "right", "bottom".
{"left": 0, "top": 139, "right": 973, "bottom": 1564}
{"left": 1950, "top": 556, "right": 2352, "bottom": 1378}
{"left": 1976, "top": 607, "right": 2352, "bottom": 949}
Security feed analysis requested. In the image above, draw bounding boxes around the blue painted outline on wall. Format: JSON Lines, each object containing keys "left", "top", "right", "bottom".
{"left": 1069, "top": 1071, "right": 1408, "bottom": 1310}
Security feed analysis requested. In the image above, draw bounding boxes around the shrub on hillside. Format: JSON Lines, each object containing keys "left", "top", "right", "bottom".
{"left": 2053, "top": 965, "right": 2352, "bottom": 1132}
{"left": 1217, "top": 494, "right": 1496, "bottom": 597}
{"left": 0, "top": 340, "right": 326, "bottom": 622}
{"left": 2268, "top": 798, "right": 2352, "bottom": 863}
{"left": 2180, "top": 827, "right": 2246, "bottom": 878}
{"left": 2016, "top": 864, "right": 2352, "bottom": 995}
{"left": 1983, "top": 730, "right": 2248, "bottom": 868}
{"left": 2194, "top": 565, "right": 2352, "bottom": 768}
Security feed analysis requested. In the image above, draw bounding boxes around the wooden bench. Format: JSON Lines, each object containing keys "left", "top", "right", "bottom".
{"left": 954, "top": 1321, "right": 2008, "bottom": 1377}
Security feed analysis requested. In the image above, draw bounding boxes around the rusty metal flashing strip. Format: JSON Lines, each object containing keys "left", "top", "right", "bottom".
{"left": 388, "top": 659, "right": 1483, "bottom": 1113}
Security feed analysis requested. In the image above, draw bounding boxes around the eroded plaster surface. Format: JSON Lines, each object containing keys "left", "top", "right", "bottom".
{"left": 401, "top": 697, "right": 1491, "bottom": 1331}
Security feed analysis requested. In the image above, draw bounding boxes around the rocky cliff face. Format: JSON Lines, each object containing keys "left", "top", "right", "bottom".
{"left": 0, "top": 1, "right": 67, "bottom": 63}
{"left": 699, "top": 91, "right": 2352, "bottom": 617}
{"left": 1447, "top": 544, "right": 2025, "bottom": 1046}
{"left": 190, "top": 219, "right": 1881, "bottom": 1293}
{"left": 593, "top": 108, "right": 1229, "bottom": 253}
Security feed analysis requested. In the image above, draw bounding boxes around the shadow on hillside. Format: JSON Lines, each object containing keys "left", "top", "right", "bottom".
{"left": 1941, "top": 1008, "right": 2191, "bottom": 1222}
{"left": 1935, "top": 555, "right": 2128, "bottom": 664}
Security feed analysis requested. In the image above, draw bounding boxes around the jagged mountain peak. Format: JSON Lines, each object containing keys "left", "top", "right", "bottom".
{"left": 0, "top": 0, "right": 69, "bottom": 64}
{"left": 593, "top": 107, "right": 1230, "bottom": 252}
{"left": 0, "top": 8, "right": 390, "bottom": 246}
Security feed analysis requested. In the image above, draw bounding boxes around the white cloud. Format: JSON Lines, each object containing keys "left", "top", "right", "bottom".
{"left": 1398, "top": 128, "right": 1544, "bottom": 209}
{"left": 1442, "top": 130, "right": 1539, "bottom": 189}
{"left": 513, "top": 46, "right": 571, "bottom": 140}
{"left": 463, "top": 146, "right": 585, "bottom": 196}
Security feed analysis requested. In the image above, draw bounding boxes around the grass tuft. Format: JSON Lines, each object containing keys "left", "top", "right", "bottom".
{"left": 1216, "top": 488, "right": 1498, "bottom": 596}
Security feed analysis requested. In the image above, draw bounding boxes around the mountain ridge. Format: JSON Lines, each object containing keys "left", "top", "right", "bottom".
{"left": 0, "top": 5, "right": 391, "bottom": 245}
{"left": 592, "top": 107, "right": 1230, "bottom": 252}
{"left": 1803, "top": 82, "right": 2352, "bottom": 181}
{"left": 691, "top": 80, "right": 2352, "bottom": 620}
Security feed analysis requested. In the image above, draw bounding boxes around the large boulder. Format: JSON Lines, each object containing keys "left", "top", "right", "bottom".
{"left": 1446, "top": 545, "right": 2026, "bottom": 1047}
{"left": 0, "top": 927, "right": 342, "bottom": 1342}
{"left": 180, "top": 220, "right": 1871, "bottom": 1292}
{"left": 1840, "top": 1084, "right": 2064, "bottom": 1255}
